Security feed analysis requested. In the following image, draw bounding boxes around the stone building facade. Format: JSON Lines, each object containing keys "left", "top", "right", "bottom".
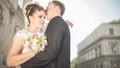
{"left": 0, "top": 0, "right": 32, "bottom": 67}
{"left": 77, "top": 21, "right": 120, "bottom": 68}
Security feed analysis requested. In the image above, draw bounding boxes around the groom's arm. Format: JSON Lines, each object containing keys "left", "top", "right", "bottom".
{"left": 21, "top": 17, "right": 66, "bottom": 67}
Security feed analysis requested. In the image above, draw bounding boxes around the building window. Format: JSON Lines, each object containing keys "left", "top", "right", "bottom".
{"left": 18, "top": 0, "right": 23, "bottom": 9}
{"left": 110, "top": 43, "right": 117, "bottom": 54}
{"left": 95, "top": 45, "right": 102, "bottom": 57}
{"left": 109, "top": 28, "right": 114, "bottom": 35}
{"left": 92, "top": 49, "right": 95, "bottom": 58}
{"left": 98, "top": 45, "right": 102, "bottom": 56}
{"left": 95, "top": 48, "right": 98, "bottom": 57}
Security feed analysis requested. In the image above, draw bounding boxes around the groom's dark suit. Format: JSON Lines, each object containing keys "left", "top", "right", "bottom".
{"left": 21, "top": 16, "right": 70, "bottom": 68}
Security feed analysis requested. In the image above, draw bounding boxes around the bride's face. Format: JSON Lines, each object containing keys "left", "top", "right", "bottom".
{"left": 30, "top": 10, "right": 45, "bottom": 29}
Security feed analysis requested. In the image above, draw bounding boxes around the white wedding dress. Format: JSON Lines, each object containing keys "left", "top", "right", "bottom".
{"left": 14, "top": 29, "right": 42, "bottom": 53}
{"left": 13, "top": 29, "right": 41, "bottom": 68}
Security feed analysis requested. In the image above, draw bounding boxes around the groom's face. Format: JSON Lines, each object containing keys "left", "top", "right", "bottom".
{"left": 46, "top": 2, "right": 56, "bottom": 21}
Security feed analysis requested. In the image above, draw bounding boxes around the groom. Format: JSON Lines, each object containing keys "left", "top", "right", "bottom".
{"left": 21, "top": 1, "right": 70, "bottom": 68}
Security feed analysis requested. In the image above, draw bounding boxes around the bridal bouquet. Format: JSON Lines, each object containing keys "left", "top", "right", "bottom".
{"left": 23, "top": 33, "right": 47, "bottom": 53}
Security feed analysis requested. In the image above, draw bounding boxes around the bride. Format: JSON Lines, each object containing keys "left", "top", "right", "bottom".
{"left": 6, "top": 2, "right": 47, "bottom": 68}
{"left": 6, "top": 2, "right": 73, "bottom": 68}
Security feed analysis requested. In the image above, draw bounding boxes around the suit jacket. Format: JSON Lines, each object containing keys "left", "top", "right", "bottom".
{"left": 21, "top": 16, "right": 70, "bottom": 68}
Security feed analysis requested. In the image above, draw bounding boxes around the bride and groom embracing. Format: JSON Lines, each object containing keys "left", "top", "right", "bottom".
{"left": 7, "top": 1, "right": 72, "bottom": 68}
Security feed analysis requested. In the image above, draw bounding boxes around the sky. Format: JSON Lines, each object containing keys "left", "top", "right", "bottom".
{"left": 33, "top": 0, "right": 120, "bottom": 61}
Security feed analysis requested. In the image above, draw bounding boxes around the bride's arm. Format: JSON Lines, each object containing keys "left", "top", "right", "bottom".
{"left": 6, "top": 36, "right": 36, "bottom": 67}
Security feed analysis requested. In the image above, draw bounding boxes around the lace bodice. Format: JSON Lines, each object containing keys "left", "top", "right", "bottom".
{"left": 14, "top": 29, "right": 42, "bottom": 53}
{"left": 14, "top": 29, "right": 30, "bottom": 39}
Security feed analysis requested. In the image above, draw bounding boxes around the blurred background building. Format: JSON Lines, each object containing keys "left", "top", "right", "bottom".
{"left": 0, "top": 0, "right": 32, "bottom": 67}
{"left": 77, "top": 20, "right": 120, "bottom": 68}
{"left": 71, "top": 57, "right": 77, "bottom": 68}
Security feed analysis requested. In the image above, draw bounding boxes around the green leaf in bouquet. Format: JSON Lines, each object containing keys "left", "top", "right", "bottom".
{"left": 27, "top": 35, "right": 30, "bottom": 41}
{"left": 36, "top": 36, "right": 42, "bottom": 44}
{"left": 24, "top": 40, "right": 27, "bottom": 44}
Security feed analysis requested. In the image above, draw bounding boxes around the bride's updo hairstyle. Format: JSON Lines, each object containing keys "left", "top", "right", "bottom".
{"left": 24, "top": 2, "right": 44, "bottom": 28}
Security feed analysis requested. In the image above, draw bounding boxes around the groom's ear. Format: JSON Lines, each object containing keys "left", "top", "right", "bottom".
{"left": 55, "top": 6, "right": 60, "bottom": 15}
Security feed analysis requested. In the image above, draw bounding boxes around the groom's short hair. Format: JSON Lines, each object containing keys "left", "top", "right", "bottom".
{"left": 52, "top": 1, "right": 65, "bottom": 16}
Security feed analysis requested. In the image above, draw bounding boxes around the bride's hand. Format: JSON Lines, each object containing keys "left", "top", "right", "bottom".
{"left": 65, "top": 20, "right": 73, "bottom": 28}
